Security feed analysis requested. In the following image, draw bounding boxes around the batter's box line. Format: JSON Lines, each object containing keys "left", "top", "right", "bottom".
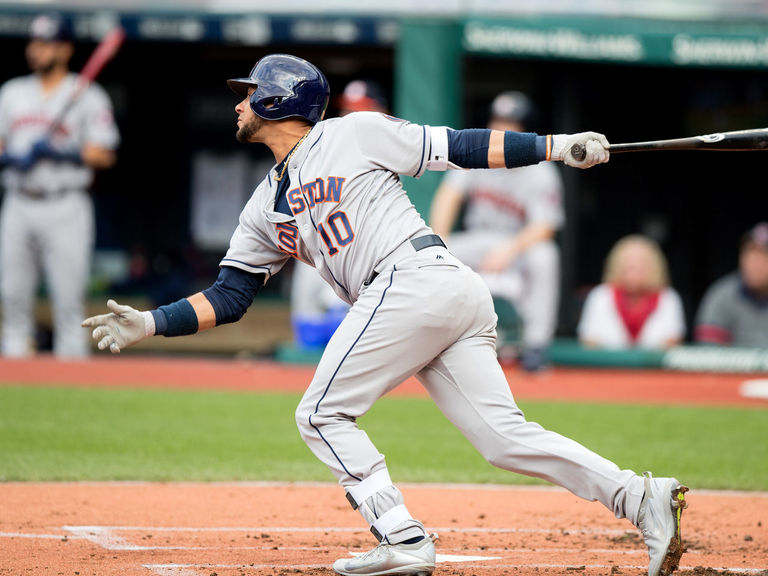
{"left": 142, "top": 564, "right": 768, "bottom": 576}
{"left": 63, "top": 524, "right": 635, "bottom": 535}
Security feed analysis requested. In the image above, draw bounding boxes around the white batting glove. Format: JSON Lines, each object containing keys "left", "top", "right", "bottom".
{"left": 551, "top": 132, "right": 610, "bottom": 168}
{"left": 81, "top": 299, "right": 156, "bottom": 354}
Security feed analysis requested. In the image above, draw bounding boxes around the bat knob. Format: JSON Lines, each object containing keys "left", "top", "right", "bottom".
{"left": 570, "top": 143, "right": 587, "bottom": 162}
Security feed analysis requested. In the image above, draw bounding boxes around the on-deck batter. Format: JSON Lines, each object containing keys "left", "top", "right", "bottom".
{"left": 83, "top": 54, "right": 688, "bottom": 576}
{"left": 0, "top": 13, "right": 120, "bottom": 357}
{"left": 430, "top": 91, "right": 564, "bottom": 370}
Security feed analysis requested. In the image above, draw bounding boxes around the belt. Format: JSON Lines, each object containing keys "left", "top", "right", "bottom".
{"left": 18, "top": 188, "right": 70, "bottom": 200}
{"left": 364, "top": 234, "right": 446, "bottom": 286}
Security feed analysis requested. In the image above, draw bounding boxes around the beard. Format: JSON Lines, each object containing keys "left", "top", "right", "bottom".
{"left": 29, "top": 57, "right": 57, "bottom": 76}
{"left": 236, "top": 114, "right": 263, "bottom": 143}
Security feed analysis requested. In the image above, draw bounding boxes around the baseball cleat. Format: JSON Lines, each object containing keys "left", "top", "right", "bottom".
{"left": 333, "top": 533, "right": 437, "bottom": 576}
{"left": 637, "top": 472, "right": 689, "bottom": 576}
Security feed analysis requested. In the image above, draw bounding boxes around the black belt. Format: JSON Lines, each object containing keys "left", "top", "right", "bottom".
{"left": 410, "top": 234, "right": 446, "bottom": 251}
{"left": 18, "top": 188, "right": 70, "bottom": 200}
{"left": 365, "top": 234, "right": 446, "bottom": 286}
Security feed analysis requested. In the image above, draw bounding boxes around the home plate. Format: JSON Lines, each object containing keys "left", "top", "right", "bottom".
{"left": 740, "top": 379, "right": 768, "bottom": 400}
{"left": 437, "top": 553, "right": 501, "bottom": 563}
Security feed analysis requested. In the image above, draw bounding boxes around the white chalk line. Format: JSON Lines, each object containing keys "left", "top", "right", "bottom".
{"left": 0, "top": 531, "right": 85, "bottom": 540}
{"left": 62, "top": 524, "right": 634, "bottom": 535}
{"left": 142, "top": 563, "right": 768, "bottom": 575}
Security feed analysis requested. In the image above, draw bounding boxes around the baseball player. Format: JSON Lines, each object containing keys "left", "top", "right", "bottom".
{"left": 83, "top": 54, "right": 687, "bottom": 576}
{"left": 430, "top": 91, "right": 564, "bottom": 371}
{"left": 0, "top": 13, "right": 120, "bottom": 357}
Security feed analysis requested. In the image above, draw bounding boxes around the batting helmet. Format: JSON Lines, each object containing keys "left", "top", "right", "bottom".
{"left": 489, "top": 91, "right": 533, "bottom": 127}
{"left": 227, "top": 54, "right": 330, "bottom": 125}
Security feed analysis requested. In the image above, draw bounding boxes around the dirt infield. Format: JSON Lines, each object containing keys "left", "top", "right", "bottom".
{"left": 2, "top": 356, "right": 767, "bottom": 574}
{"left": 1, "top": 482, "right": 766, "bottom": 576}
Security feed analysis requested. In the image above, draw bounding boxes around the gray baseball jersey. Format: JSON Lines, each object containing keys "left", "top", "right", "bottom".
{"left": 0, "top": 73, "right": 119, "bottom": 194}
{"left": 442, "top": 162, "right": 564, "bottom": 233}
{"left": 223, "top": 112, "right": 433, "bottom": 304}
{"left": 0, "top": 72, "right": 119, "bottom": 357}
{"left": 221, "top": 111, "right": 646, "bottom": 545}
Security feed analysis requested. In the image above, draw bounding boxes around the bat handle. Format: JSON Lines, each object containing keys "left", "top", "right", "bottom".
{"left": 570, "top": 143, "right": 587, "bottom": 162}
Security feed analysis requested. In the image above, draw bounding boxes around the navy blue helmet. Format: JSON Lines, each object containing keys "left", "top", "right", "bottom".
{"left": 227, "top": 54, "right": 330, "bottom": 125}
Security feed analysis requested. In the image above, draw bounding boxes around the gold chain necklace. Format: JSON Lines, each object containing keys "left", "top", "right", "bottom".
{"left": 274, "top": 128, "right": 312, "bottom": 182}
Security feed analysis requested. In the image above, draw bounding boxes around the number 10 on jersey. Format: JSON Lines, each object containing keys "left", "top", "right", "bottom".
{"left": 318, "top": 211, "right": 354, "bottom": 256}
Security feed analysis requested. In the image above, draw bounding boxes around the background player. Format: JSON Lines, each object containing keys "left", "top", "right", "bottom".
{"left": 289, "top": 79, "right": 388, "bottom": 350}
{"left": 0, "top": 13, "right": 120, "bottom": 357}
{"left": 83, "top": 54, "right": 687, "bottom": 576}
{"left": 429, "top": 91, "right": 564, "bottom": 371}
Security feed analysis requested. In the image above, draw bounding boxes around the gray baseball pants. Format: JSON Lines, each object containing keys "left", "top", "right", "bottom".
{"left": 294, "top": 245, "right": 644, "bottom": 543}
{"left": 1, "top": 190, "right": 93, "bottom": 357}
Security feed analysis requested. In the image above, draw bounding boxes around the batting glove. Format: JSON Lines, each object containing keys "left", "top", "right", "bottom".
{"left": 551, "top": 132, "right": 610, "bottom": 168}
{"left": 81, "top": 299, "right": 156, "bottom": 354}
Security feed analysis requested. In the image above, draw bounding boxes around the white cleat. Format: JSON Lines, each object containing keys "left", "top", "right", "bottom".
{"left": 638, "top": 472, "right": 689, "bottom": 576}
{"left": 333, "top": 533, "right": 437, "bottom": 576}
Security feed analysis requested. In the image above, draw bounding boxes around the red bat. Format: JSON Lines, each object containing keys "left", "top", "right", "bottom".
{"left": 47, "top": 26, "right": 126, "bottom": 137}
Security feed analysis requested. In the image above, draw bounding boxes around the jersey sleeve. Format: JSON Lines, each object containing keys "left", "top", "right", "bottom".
{"left": 351, "top": 112, "right": 431, "bottom": 177}
{"left": 80, "top": 83, "right": 120, "bottom": 150}
{"left": 525, "top": 164, "right": 565, "bottom": 229}
{"left": 220, "top": 188, "right": 290, "bottom": 279}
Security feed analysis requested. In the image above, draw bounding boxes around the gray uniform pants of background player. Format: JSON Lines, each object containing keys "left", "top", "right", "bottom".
{"left": 295, "top": 246, "right": 644, "bottom": 543}
{"left": 446, "top": 230, "right": 559, "bottom": 349}
{"left": 0, "top": 190, "right": 93, "bottom": 357}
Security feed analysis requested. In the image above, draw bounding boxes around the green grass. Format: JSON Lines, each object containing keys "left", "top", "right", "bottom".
{"left": 0, "top": 385, "right": 766, "bottom": 490}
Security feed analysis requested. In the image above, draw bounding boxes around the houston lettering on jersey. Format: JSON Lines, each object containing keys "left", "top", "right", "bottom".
{"left": 287, "top": 176, "right": 345, "bottom": 215}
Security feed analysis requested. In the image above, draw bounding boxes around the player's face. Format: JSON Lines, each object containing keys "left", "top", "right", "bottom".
{"left": 26, "top": 40, "right": 72, "bottom": 74}
{"left": 616, "top": 243, "right": 656, "bottom": 294}
{"left": 740, "top": 244, "right": 768, "bottom": 293}
{"left": 235, "top": 89, "right": 264, "bottom": 143}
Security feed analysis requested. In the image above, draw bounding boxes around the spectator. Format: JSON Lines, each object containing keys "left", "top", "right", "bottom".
{"left": 578, "top": 235, "right": 685, "bottom": 349}
{"left": 0, "top": 13, "right": 119, "bottom": 357}
{"left": 290, "top": 80, "right": 387, "bottom": 349}
{"left": 695, "top": 222, "right": 768, "bottom": 348}
{"left": 429, "top": 91, "right": 564, "bottom": 371}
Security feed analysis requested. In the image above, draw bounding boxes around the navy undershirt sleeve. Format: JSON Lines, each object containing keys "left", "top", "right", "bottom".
{"left": 447, "top": 129, "right": 491, "bottom": 168}
{"left": 446, "top": 129, "right": 548, "bottom": 169}
{"left": 151, "top": 267, "right": 265, "bottom": 336}
{"left": 202, "top": 266, "right": 264, "bottom": 325}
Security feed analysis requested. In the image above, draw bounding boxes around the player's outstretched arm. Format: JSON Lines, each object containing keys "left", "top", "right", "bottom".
{"left": 486, "top": 130, "right": 609, "bottom": 169}
{"left": 83, "top": 267, "right": 265, "bottom": 354}
{"left": 434, "top": 128, "right": 609, "bottom": 171}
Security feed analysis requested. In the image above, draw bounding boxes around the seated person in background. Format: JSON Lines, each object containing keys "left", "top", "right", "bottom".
{"left": 290, "top": 80, "right": 388, "bottom": 349}
{"left": 695, "top": 222, "right": 768, "bottom": 348}
{"left": 578, "top": 235, "right": 685, "bottom": 349}
{"left": 429, "top": 91, "right": 564, "bottom": 371}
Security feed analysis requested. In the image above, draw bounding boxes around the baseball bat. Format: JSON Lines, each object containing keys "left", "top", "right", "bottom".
{"left": 570, "top": 128, "right": 768, "bottom": 161}
{"left": 46, "top": 26, "right": 126, "bottom": 138}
